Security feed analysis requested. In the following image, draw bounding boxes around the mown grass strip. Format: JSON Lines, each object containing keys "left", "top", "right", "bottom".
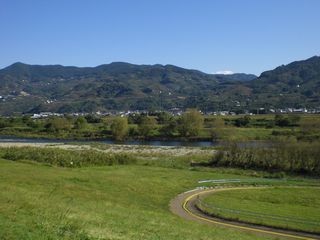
{"left": 196, "top": 187, "right": 320, "bottom": 233}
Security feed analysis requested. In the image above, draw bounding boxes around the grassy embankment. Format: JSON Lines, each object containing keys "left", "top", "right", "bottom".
{"left": 0, "top": 146, "right": 284, "bottom": 240}
{"left": 197, "top": 187, "right": 320, "bottom": 233}
{"left": 0, "top": 145, "right": 319, "bottom": 239}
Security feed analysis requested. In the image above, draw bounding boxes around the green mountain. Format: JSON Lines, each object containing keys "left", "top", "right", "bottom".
{"left": 0, "top": 62, "right": 254, "bottom": 114}
{"left": 249, "top": 56, "right": 320, "bottom": 109}
{"left": 0, "top": 56, "right": 319, "bottom": 114}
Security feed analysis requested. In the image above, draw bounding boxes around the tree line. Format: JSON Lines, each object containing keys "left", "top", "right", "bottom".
{"left": 0, "top": 109, "right": 205, "bottom": 141}
{"left": 110, "top": 109, "right": 204, "bottom": 140}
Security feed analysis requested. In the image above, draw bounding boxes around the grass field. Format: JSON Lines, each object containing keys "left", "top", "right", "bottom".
{"left": 197, "top": 187, "right": 320, "bottom": 233}
{"left": 0, "top": 158, "right": 279, "bottom": 240}
{"left": 1, "top": 144, "right": 319, "bottom": 239}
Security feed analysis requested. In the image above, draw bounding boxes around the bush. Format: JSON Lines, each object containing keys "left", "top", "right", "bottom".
{"left": 209, "top": 142, "right": 320, "bottom": 176}
{"left": 0, "top": 147, "right": 136, "bottom": 167}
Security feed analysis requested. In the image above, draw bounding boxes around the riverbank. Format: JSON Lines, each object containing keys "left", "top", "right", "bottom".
{"left": 0, "top": 142, "right": 216, "bottom": 156}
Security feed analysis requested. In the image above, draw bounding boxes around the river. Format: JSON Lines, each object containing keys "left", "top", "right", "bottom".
{"left": 0, "top": 136, "right": 216, "bottom": 147}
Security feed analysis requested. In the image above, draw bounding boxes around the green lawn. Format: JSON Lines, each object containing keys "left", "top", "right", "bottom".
{"left": 216, "top": 127, "right": 275, "bottom": 141}
{"left": 0, "top": 159, "right": 276, "bottom": 240}
{"left": 197, "top": 187, "right": 320, "bottom": 233}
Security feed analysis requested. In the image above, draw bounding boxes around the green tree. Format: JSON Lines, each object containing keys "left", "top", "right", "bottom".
{"left": 138, "top": 116, "right": 157, "bottom": 138}
{"left": 234, "top": 115, "right": 251, "bottom": 127}
{"left": 210, "top": 118, "right": 225, "bottom": 140}
{"left": 110, "top": 117, "right": 128, "bottom": 141}
{"left": 85, "top": 114, "right": 102, "bottom": 123}
{"left": 288, "top": 114, "right": 301, "bottom": 126}
{"left": 156, "top": 112, "right": 172, "bottom": 124}
{"left": 274, "top": 114, "right": 290, "bottom": 127}
{"left": 45, "top": 117, "right": 72, "bottom": 132}
{"left": 178, "top": 109, "right": 204, "bottom": 137}
{"left": 0, "top": 118, "right": 10, "bottom": 128}
{"left": 160, "top": 118, "right": 177, "bottom": 137}
{"left": 22, "top": 115, "right": 31, "bottom": 124}
{"left": 74, "top": 116, "right": 88, "bottom": 130}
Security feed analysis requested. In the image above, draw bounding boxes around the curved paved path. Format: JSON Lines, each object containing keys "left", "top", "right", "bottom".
{"left": 170, "top": 187, "right": 320, "bottom": 240}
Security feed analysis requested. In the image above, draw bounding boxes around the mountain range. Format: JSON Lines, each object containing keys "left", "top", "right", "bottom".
{"left": 0, "top": 56, "right": 319, "bottom": 115}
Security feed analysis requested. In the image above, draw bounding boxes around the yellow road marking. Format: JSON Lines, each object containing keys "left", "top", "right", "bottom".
{"left": 182, "top": 188, "right": 317, "bottom": 240}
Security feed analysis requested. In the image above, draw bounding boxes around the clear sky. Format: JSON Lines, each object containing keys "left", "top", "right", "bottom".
{"left": 1, "top": 0, "right": 319, "bottom": 75}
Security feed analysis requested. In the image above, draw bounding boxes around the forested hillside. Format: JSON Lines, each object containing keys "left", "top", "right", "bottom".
{"left": 0, "top": 56, "right": 319, "bottom": 114}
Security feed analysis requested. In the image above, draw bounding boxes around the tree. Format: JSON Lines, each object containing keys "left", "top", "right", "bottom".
{"left": 110, "top": 117, "right": 128, "bottom": 141}
{"left": 74, "top": 116, "right": 88, "bottom": 130}
{"left": 178, "top": 109, "right": 204, "bottom": 137}
{"left": 127, "top": 113, "right": 147, "bottom": 124}
{"left": 210, "top": 118, "right": 225, "bottom": 140}
{"left": 288, "top": 114, "right": 301, "bottom": 126}
{"left": 22, "top": 115, "right": 31, "bottom": 124}
{"left": 234, "top": 115, "right": 251, "bottom": 127}
{"left": 44, "top": 117, "right": 72, "bottom": 132}
{"left": 156, "top": 112, "right": 172, "bottom": 124}
{"left": 274, "top": 114, "right": 290, "bottom": 127}
{"left": 160, "top": 118, "right": 177, "bottom": 137}
{"left": 85, "top": 114, "right": 102, "bottom": 123}
{"left": 138, "top": 116, "right": 157, "bottom": 138}
{"left": 0, "top": 118, "right": 10, "bottom": 128}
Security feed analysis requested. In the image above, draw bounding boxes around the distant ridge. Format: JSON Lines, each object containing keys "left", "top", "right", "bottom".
{"left": 0, "top": 57, "right": 319, "bottom": 115}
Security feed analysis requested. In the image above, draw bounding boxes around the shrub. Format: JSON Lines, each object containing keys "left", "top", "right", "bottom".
{"left": 0, "top": 147, "right": 136, "bottom": 167}
{"left": 209, "top": 142, "right": 320, "bottom": 176}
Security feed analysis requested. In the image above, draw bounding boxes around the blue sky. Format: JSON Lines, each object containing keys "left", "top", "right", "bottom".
{"left": 1, "top": 0, "right": 319, "bottom": 75}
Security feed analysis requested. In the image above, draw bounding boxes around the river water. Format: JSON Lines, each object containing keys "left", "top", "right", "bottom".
{"left": 0, "top": 136, "right": 215, "bottom": 147}
{"left": 0, "top": 135, "right": 273, "bottom": 148}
